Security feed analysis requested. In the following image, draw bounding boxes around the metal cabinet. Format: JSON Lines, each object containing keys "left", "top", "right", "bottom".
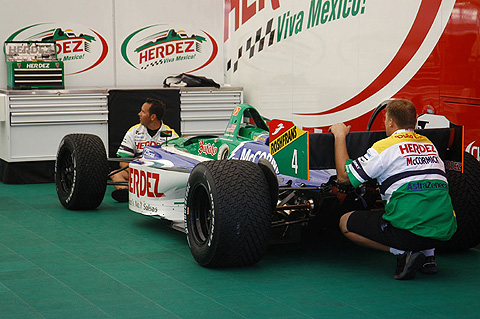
{"left": 0, "top": 89, "right": 109, "bottom": 162}
{"left": 180, "top": 87, "right": 243, "bottom": 135}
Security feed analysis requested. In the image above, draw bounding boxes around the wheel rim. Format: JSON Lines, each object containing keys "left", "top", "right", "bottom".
{"left": 190, "top": 184, "right": 213, "bottom": 245}
{"left": 59, "top": 148, "right": 75, "bottom": 194}
{"left": 220, "top": 149, "right": 229, "bottom": 160}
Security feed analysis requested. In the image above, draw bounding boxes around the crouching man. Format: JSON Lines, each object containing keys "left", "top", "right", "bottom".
{"left": 329, "top": 99, "right": 457, "bottom": 280}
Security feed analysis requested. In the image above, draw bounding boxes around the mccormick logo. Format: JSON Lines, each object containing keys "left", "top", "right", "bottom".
{"left": 121, "top": 25, "right": 218, "bottom": 72}
{"left": 7, "top": 23, "right": 108, "bottom": 75}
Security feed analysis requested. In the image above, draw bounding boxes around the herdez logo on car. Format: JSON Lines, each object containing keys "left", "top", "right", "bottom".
{"left": 121, "top": 25, "right": 218, "bottom": 72}
{"left": 7, "top": 23, "right": 108, "bottom": 75}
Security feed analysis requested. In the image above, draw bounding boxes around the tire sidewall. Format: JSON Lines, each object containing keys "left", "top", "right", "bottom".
{"left": 55, "top": 136, "right": 77, "bottom": 208}
{"left": 55, "top": 133, "right": 108, "bottom": 210}
{"left": 185, "top": 163, "right": 219, "bottom": 265}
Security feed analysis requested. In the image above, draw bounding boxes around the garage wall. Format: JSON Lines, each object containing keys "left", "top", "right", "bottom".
{"left": 223, "top": 0, "right": 456, "bottom": 130}
{"left": 0, "top": 0, "right": 223, "bottom": 89}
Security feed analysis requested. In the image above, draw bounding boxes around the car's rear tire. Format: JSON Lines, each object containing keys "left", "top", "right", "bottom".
{"left": 55, "top": 134, "right": 108, "bottom": 210}
{"left": 440, "top": 152, "right": 480, "bottom": 251}
{"left": 185, "top": 160, "right": 272, "bottom": 267}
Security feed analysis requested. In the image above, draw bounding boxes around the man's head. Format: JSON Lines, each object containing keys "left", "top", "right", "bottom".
{"left": 138, "top": 98, "right": 166, "bottom": 129}
{"left": 384, "top": 99, "right": 417, "bottom": 136}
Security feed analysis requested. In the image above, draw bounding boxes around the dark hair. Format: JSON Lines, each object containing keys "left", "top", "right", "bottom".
{"left": 145, "top": 98, "right": 166, "bottom": 121}
{"left": 386, "top": 99, "right": 417, "bottom": 129}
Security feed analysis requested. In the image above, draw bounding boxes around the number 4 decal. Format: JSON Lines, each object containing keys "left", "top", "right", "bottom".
{"left": 269, "top": 119, "right": 308, "bottom": 180}
{"left": 292, "top": 149, "right": 298, "bottom": 175}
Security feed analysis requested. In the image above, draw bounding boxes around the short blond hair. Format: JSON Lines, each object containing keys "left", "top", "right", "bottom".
{"left": 386, "top": 99, "right": 417, "bottom": 129}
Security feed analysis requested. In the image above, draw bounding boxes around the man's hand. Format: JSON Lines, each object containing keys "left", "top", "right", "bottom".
{"left": 329, "top": 123, "right": 351, "bottom": 138}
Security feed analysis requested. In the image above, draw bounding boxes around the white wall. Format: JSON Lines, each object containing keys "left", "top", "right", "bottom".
{"left": 113, "top": 0, "right": 223, "bottom": 87}
{"left": 0, "top": 0, "right": 223, "bottom": 89}
{"left": 223, "top": 0, "right": 455, "bottom": 129}
{"left": 0, "top": 0, "right": 115, "bottom": 88}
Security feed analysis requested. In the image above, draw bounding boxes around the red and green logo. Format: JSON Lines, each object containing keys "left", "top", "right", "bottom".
{"left": 121, "top": 25, "right": 218, "bottom": 72}
{"left": 7, "top": 23, "right": 108, "bottom": 75}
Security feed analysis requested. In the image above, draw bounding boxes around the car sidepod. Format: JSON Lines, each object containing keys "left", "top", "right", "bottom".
{"left": 128, "top": 161, "right": 189, "bottom": 228}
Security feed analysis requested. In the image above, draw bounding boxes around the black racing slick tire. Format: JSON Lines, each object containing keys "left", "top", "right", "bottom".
{"left": 55, "top": 134, "right": 108, "bottom": 210}
{"left": 440, "top": 152, "right": 480, "bottom": 251}
{"left": 185, "top": 160, "right": 272, "bottom": 267}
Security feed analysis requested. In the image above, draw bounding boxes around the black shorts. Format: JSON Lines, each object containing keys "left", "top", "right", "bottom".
{"left": 346, "top": 210, "right": 443, "bottom": 251}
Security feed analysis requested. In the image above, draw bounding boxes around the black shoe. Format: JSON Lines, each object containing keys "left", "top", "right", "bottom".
{"left": 394, "top": 251, "right": 426, "bottom": 280}
{"left": 420, "top": 255, "right": 438, "bottom": 274}
{"left": 112, "top": 188, "right": 129, "bottom": 203}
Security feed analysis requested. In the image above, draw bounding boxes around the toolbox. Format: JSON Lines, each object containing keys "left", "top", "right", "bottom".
{"left": 4, "top": 41, "right": 64, "bottom": 90}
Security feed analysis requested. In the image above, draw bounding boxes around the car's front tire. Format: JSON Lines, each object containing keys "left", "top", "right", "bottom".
{"left": 55, "top": 134, "right": 108, "bottom": 210}
{"left": 185, "top": 160, "right": 272, "bottom": 267}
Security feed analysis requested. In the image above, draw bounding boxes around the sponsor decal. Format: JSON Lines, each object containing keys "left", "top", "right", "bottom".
{"left": 466, "top": 141, "right": 480, "bottom": 161}
{"left": 7, "top": 23, "right": 108, "bottom": 75}
{"left": 230, "top": 141, "right": 279, "bottom": 173}
{"left": 394, "top": 132, "right": 424, "bottom": 140}
{"left": 226, "top": 123, "right": 237, "bottom": 133}
{"left": 129, "top": 167, "right": 165, "bottom": 198}
{"left": 121, "top": 25, "right": 218, "bottom": 72}
{"left": 224, "top": 0, "right": 281, "bottom": 41}
{"left": 406, "top": 156, "right": 439, "bottom": 166}
{"left": 359, "top": 151, "right": 372, "bottom": 163}
{"left": 239, "top": 147, "right": 279, "bottom": 173}
{"left": 398, "top": 142, "right": 440, "bottom": 166}
{"left": 232, "top": 106, "right": 241, "bottom": 116}
{"left": 142, "top": 203, "right": 158, "bottom": 213}
{"left": 198, "top": 140, "right": 218, "bottom": 156}
{"left": 224, "top": 0, "right": 451, "bottom": 123}
{"left": 225, "top": 0, "right": 367, "bottom": 73}
{"left": 445, "top": 160, "right": 462, "bottom": 172}
{"left": 295, "top": 0, "right": 443, "bottom": 116}
{"left": 272, "top": 123, "right": 284, "bottom": 136}
{"left": 142, "top": 148, "right": 157, "bottom": 159}
{"left": 270, "top": 125, "right": 297, "bottom": 155}
{"left": 398, "top": 143, "right": 437, "bottom": 156}
{"left": 353, "top": 161, "right": 362, "bottom": 170}
{"left": 135, "top": 140, "right": 162, "bottom": 150}
{"left": 26, "top": 63, "right": 50, "bottom": 68}
{"left": 253, "top": 135, "right": 267, "bottom": 142}
{"left": 407, "top": 181, "right": 448, "bottom": 192}
{"left": 269, "top": 119, "right": 306, "bottom": 156}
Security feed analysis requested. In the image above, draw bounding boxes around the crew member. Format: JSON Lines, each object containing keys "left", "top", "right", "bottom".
{"left": 329, "top": 99, "right": 457, "bottom": 280}
{"left": 111, "top": 98, "right": 178, "bottom": 202}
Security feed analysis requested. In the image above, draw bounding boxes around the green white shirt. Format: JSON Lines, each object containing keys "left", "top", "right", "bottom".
{"left": 117, "top": 123, "right": 178, "bottom": 158}
{"left": 345, "top": 129, "right": 457, "bottom": 240}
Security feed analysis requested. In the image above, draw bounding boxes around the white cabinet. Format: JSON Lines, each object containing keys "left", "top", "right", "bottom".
{"left": 0, "top": 89, "right": 109, "bottom": 162}
{"left": 180, "top": 87, "right": 243, "bottom": 135}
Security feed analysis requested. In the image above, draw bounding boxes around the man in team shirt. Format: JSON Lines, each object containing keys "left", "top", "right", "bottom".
{"left": 111, "top": 98, "right": 178, "bottom": 202}
{"left": 329, "top": 99, "right": 457, "bottom": 280}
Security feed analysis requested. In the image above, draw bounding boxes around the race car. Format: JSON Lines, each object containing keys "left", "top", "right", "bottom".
{"left": 55, "top": 102, "right": 480, "bottom": 267}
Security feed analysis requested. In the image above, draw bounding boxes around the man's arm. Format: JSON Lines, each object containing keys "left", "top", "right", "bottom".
{"left": 329, "top": 123, "right": 351, "bottom": 185}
